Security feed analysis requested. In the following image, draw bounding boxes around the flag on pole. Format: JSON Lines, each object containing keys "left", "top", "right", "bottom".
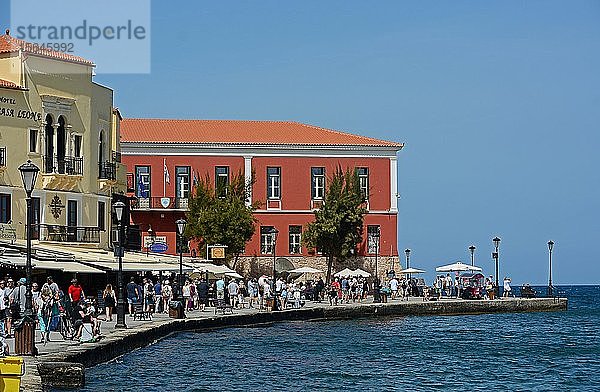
{"left": 164, "top": 158, "right": 170, "bottom": 184}
{"left": 193, "top": 170, "right": 199, "bottom": 187}
{"left": 138, "top": 177, "right": 146, "bottom": 197}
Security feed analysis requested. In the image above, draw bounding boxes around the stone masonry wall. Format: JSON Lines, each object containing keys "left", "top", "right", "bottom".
{"left": 234, "top": 255, "right": 401, "bottom": 281}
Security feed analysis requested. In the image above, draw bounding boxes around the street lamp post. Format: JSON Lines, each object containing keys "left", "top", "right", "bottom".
{"left": 373, "top": 227, "right": 381, "bottom": 303}
{"left": 547, "top": 240, "right": 554, "bottom": 297}
{"left": 469, "top": 245, "right": 476, "bottom": 266}
{"left": 18, "top": 160, "right": 39, "bottom": 355}
{"left": 175, "top": 219, "right": 187, "bottom": 307}
{"left": 113, "top": 201, "right": 127, "bottom": 329}
{"left": 146, "top": 225, "right": 154, "bottom": 257}
{"left": 270, "top": 227, "right": 279, "bottom": 311}
{"left": 405, "top": 248, "right": 411, "bottom": 279}
{"left": 492, "top": 237, "right": 501, "bottom": 299}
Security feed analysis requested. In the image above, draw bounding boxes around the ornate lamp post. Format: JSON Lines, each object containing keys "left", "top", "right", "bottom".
{"left": 547, "top": 240, "right": 554, "bottom": 297}
{"left": 492, "top": 236, "right": 501, "bottom": 299}
{"left": 270, "top": 227, "right": 279, "bottom": 311}
{"left": 18, "top": 160, "right": 39, "bottom": 355}
{"left": 469, "top": 245, "right": 476, "bottom": 266}
{"left": 175, "top": 219, "right": 187, "bottom": 308}
{"left": 112, "top": 201, "right": 127, "bottom": 329}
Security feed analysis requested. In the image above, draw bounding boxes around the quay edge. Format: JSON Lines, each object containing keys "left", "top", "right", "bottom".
{"left": 21, "top": 297, "right": 567, "bottom": 391}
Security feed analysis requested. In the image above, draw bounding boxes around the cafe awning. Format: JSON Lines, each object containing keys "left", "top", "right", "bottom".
{"left": 82, "top": 261, "right": 192, "bottom": 272}
{"left": 33, "top": 261, "right": 106, "bottom": 274}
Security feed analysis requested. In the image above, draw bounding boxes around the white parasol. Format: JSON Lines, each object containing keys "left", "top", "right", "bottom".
{"left": 399, "top": 267, "right": 426, "bottom": 274}
{"left": 353, "top": 268, "right": 372, "bottom": 277}
{"left": 288, "top": 267, "right": 323, "bottom": 274}
{"left": 435, "top": 261, "right": 482, "bottom": 272}
{"left": 334, "top": 268, "right": 354, "bottom": 277}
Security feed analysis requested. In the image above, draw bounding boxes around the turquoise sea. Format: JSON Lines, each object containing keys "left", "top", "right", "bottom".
{"left": 74, "top": 286, "right": 599, "bottom": 391}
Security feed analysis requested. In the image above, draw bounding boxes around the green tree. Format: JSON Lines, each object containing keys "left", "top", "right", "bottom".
{"left": 186, "top": 170, "right": 258, "bottom": 268}
{"left": 303, "top": 166, "right": 367, "bottom": 283}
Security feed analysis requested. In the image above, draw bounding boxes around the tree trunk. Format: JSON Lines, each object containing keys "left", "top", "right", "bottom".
{"left": 232, "top": 253, "right": 240, "bottom": 270}
{"left": 326, "top": 253, "right": 334, "bottom": 284}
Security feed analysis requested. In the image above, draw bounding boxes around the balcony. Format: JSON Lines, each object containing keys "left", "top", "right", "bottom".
{"left": 130, "top": 197, "right": 189, "bottom": 210}
{"left": 98, "top": 162, "right": 117, "bottom": 180}
{"left": 43, "top": 155, "right": 83, "bottom": 175}
{"left": 41, "top": 155, "right": 84, "bottom": 190}
{"left": 35, "top": 224, "right": 102, "bottom": 243}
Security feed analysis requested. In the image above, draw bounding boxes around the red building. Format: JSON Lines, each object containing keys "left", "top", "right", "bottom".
{"left": 120, "top": 119, "right": 403, "bottom": 277}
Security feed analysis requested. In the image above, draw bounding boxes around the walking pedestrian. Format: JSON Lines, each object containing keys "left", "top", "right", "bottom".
{"left": 103, "top": 284, "right": 116, "bottom": 321}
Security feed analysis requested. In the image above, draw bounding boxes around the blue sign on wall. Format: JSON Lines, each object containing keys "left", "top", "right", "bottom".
{"left": 150, "top": 242, "right": 168, "bottom": 253}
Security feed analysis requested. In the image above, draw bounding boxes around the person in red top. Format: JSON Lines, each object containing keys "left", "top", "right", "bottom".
{"left": 68, "top": 278, "right": 85, "bottom": 304}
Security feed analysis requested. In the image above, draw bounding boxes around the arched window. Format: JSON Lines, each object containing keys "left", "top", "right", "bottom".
{"left": 98, "top": 130, "right": 105, "bottom": 164}
{"left": 44, "top": 114, "right": 54, "bottom": 173}
{"left": 56, "top": 116, "right": 67, "bottom": 174}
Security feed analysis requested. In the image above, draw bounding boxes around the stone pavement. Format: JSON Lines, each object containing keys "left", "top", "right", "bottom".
{"left": 10, "top": 296, "right": 395, "bottom": 356}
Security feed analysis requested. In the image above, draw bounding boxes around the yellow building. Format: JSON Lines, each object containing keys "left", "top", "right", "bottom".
{"left": 0, "top": 30, "right": 126, "bottom": 250}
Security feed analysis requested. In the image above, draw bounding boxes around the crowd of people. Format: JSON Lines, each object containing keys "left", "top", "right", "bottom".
{"left": 0, "top": 269, "right": 516, "bottom": 354}
{"left": 0, "top": 275, "right": 103, "bottom": 354}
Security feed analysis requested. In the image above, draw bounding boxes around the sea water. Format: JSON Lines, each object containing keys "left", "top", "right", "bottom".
{"left": 72, "top": 286, "right": 600, "bottom": 391}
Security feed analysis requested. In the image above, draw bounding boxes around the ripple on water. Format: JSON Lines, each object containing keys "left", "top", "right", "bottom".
{"left": 58, "top": 286, "right": 600, "bottom": 392}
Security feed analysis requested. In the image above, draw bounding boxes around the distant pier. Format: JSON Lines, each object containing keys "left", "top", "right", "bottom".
{"left": 20, "top": 297, "right": 567, "bottom": 391}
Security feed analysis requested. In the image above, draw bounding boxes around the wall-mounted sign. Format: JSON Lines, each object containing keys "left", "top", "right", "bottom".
{"left": 0, "top": 96, "right": 42, "bottom": 121}
{"left": 0, "top": 223, "right": 16, "bottom": 240}
{"left": 150, "top": 242, "right": 168, "bottom": 253}
{"left": 144, "top": 235, "right": 167, "bottom": 247}
{"left": 160, "top": 197, "right": 170, "bottom": 208}
{"left": 49, "top": 195, "right": 64, "bottom": 219}
{"left": 210, "top": 246, "right": 226, "bottom": 259}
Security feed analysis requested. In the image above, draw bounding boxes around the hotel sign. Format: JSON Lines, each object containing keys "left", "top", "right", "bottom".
{"left": 0, "top": 95, "right": 43, "bottom": 122}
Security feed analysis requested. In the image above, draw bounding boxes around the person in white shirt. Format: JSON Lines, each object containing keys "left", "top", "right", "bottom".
{"left": 389, "top": 277, "right": 399, "bottom": 299}
{"left": 503, "top": 277, "right": 512, "bottom": 298}
{"left": 227, "top": 280, "right": 239, "bottom": 308}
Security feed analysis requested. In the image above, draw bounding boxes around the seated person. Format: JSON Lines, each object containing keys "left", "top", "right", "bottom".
{"left": 72, "top": 301, "right": 86, "bottom": 340}
{"left": 85, "top": 300, "right": 101, "bottom": 337}
{"left": 422, "top": 286, "right": 431, "bottom": 301}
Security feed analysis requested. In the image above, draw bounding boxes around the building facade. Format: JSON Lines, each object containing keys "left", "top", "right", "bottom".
{"left": 121, "top": 119, "right": 403, "bottom": 277}
{"left": 0, "top": 31, "right": 126, "bottom": 250}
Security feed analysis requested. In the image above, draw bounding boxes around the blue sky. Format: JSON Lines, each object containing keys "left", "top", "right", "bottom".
{"left": 2, "top": 1, "right": 599, "bottom": 284}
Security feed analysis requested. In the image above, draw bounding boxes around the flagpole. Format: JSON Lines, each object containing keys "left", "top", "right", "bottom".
{"left": 163, "top": 158, "right": 166, "bottom": 197}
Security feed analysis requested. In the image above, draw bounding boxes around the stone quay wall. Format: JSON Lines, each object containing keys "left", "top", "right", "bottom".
{"left": 234, "top": 255, "right": 401, "bottom": 281}
{"left": 22, "top": 297, "right": 567, "bottom": 391}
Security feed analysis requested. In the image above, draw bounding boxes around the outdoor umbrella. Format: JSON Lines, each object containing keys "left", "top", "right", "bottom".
{"left": 334, "top": 268, "right": 354, "bottom": 277}
{"left": 435, "top": 261, "right": 482, "bottom": 272}
{"left": 353, "top": 268, "right": 372, "bottom": 277}
{"left": 288, "top": 267, "right": 323, "bottom": 274}
{"left": 399, "top": 267, "right": 426, "bottom": 274}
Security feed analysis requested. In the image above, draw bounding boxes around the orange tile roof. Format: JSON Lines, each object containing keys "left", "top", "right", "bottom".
{"left": 121, "top": 118, "right": 403, "bottom": 148}
{"left": 0, "top": 78, "right": 25, "bottom": 90}
{"left": 0, "top": 32, "right": 94, "bottom": 66}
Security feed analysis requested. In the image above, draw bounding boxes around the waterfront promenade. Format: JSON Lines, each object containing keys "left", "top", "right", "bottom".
{"left": 18, "top": 296, "right": 567, "bottom": 391}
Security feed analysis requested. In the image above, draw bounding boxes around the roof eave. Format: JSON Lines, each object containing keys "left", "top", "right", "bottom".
{"left": 121, "top": 141, "right": 404, "bottom": 151}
